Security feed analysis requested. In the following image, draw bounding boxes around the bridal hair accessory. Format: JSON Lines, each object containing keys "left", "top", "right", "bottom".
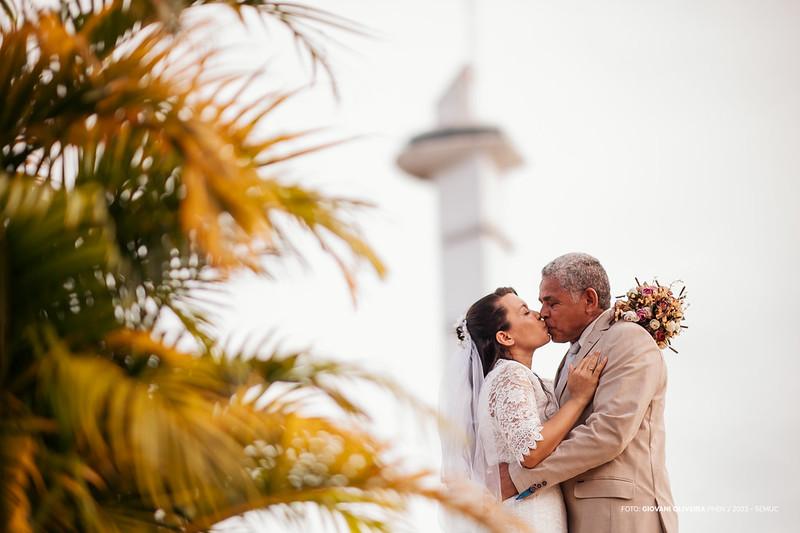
{"left": 613, "top": 278, "right": 688, "bottom": 353}
{"left": 454, "top": 315, "right": 471, "bottom": 347}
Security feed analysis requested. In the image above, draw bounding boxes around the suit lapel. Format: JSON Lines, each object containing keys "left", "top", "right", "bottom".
{"left": 553, "top": 353, "right": 568, "bottom": 402}
{"left": 556, "top": 309, "right": 614, "bottom": 405}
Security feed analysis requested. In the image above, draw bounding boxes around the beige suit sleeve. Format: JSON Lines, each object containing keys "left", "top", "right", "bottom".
{"left": 509, "top": 325, "right": 663, "bottom": 492}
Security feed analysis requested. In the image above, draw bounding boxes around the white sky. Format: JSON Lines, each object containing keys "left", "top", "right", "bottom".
{"left": 202, "top": 1, "right": 800, "bottom": 531}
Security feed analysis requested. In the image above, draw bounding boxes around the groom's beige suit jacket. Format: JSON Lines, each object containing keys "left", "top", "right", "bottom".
{"left": 509, "top": 308, "right": 678, "bottom": 533}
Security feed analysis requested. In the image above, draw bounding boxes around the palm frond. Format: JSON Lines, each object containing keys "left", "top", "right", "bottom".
{"left": 0, "top": 0, "right": 18, "bottom": 26}
{"left": 241, "top": 349, "right": 438, "bottom": 422}
{"left": 51, "top": 0, "right": 373, "bottom": 88}
{"left": 36, "top": 327, "right": 261, "bottom": 520}
{"left": 0, "top": 2, "right": 517, "bottom": 531}
{"left": 1, "top": 11, "right": 383, "bottom": 292}
{"left": 27, "top": 327, "right": 507, "bottom": 532}
{"left": 0, "top": 434, "right": 36, "bottom": 533}
{"left": 0, "top": 175, "right": 121, "bottom": 346}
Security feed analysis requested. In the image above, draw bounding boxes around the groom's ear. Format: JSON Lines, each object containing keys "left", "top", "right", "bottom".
{"left": 496, "top": 330, "right": 514, "bottom": 347}
{"left": 584, "top": 288, "right": 600, "bottom": 311}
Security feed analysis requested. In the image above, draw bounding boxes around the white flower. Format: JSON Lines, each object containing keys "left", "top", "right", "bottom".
{"left": 347, "top": 454, "right": 366, "bottom": 470}
{"left": 649, "top": 319, "right": 661, "bottom": 331}
{"left": 342, "top": 454, "right": 367, "bottom": 477}
{"left": 329, "top": 474, "right": 348, "bottom": 487}
{"left": 665, "top": 321, "right": 677, "bottom": 333}
{"left": 303, "top": 473, "right": 322, "bottom": 487}
{"left": 622, "top": 310, "right": 638, "bottom": 322}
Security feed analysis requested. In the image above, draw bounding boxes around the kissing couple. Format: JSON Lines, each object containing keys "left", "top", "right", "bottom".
{"left": 441, "top": 253, "right": 678, "bottom": 533}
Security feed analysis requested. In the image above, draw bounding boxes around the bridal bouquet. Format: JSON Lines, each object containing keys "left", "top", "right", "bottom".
{"left": 613, "top": 279, "right": 687, "bottom": 352}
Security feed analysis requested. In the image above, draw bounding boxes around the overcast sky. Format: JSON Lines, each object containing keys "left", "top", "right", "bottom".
{"left": 203, "top": 1, "right": 800, "bottom": 531}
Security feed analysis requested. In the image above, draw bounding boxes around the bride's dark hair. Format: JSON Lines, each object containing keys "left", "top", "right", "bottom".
{"left": 456, "top": 287, "right": 517, "bottom": 378}
{"left": 456, "top": 287, "right": 555, "bottom": 411}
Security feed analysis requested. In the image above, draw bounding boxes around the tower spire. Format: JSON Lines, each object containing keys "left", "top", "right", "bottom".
{"left": 464, "top": 0, "right": 477, "bottom": 67}
{"left": 396, "top": 27, "right": 523, "bottom": 330}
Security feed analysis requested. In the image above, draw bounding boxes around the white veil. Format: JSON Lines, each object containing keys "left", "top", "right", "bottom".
{"left": 438, "top": 318, "right": 500, "bottom": 532}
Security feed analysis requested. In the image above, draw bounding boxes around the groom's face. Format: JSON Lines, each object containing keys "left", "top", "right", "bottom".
{"left": 538, "top": 276, "right": 591, "bottom": 344}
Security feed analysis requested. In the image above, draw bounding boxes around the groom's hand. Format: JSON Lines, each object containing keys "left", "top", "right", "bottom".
{"left": 498, "top": 463, "right": 519, "bottom": 500}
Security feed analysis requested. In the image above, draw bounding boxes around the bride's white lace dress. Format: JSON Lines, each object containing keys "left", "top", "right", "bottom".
{"left": 477, "top": 358, "right": 568, "bottom": 533}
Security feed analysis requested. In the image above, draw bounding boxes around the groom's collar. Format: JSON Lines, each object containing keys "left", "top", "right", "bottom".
{"left": 556, "top": 309, "right": 614, "bottom": 404}
{"left": 574, "top": 309, "right": 613, "bottom": 349}
{"left": 574, "top": 309, "right": 614, "bottom": 358}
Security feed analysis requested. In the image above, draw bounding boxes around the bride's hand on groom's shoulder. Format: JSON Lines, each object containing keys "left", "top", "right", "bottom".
{"left": 567, "top": 352, "right": 608, "bottom": 404}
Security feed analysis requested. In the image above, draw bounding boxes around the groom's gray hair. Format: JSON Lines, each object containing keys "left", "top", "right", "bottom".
{"left": 542, "top": 253, "right": 611, "bottom": 309}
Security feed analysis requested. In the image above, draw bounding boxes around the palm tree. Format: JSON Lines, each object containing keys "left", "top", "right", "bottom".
{"left": 0, "top": 1, "right": 523, "bottom": 531}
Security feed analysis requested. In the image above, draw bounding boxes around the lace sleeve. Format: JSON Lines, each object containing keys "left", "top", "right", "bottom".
{"left": 487, "top": 363, "right": 544, "bottom": 464}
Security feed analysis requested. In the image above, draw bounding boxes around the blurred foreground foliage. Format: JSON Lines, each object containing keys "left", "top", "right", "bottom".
{"left": 0, "top": 0, "right": 521, "bottom": 531}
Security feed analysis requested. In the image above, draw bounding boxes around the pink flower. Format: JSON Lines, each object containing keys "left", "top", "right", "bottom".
{"left": 637, "top": 307, "right": 653, "bottom": 320}
{"left": 641, "top": 287, "right": 655, "bottom": 296}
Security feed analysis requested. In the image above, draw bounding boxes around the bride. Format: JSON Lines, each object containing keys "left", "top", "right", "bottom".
{"left": 441, "top": 287, "right": 607, "bottom": 532}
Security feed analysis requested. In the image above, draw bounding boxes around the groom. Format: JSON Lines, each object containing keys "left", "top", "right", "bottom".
{"left": 501, "top": 253, "right": 677, "bottom": 533}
